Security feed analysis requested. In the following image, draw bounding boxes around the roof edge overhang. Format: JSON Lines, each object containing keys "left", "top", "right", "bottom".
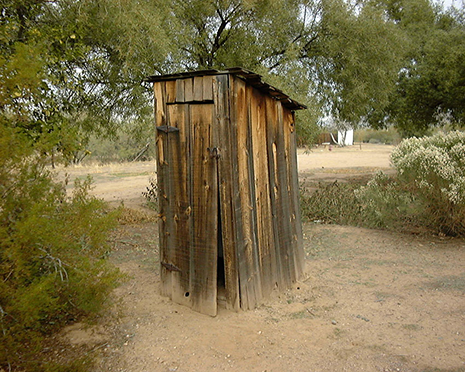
{"left": 145, "top": 67, "right": 307, "bottom": 111}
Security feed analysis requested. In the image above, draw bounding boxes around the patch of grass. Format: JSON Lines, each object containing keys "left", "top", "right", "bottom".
{"left": 333, "top": 327, "right": 345, "bottom": 338}
{"left": 424, "top": 274, "right": 465, "bottom": 293}
{"left": 288, "top": 310, "right": 312, "bottom": 319}
{"left": 373, "top": 291, "right": 396, "bottom": 302}
{"left": 142, "top": 178, "right": 158, "bottom": 211}
{"left": 110, "top": 171, "right": 151, "bottom": 178}
{"left": 302, "top": 226, "right": 349, "bottom": 259}
{"left": 300, "top": 181, "right": 363, "bottom": 226}
{"left": 117, "top": 206, "right": 157, "bottom": 224}
{"left": 402, "top": 323, "right": 422, "bottom": 331}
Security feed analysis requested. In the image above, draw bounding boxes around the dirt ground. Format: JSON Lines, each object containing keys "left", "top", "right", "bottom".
{"left": 55, "top": 144, "right": 465, "bottom": 372}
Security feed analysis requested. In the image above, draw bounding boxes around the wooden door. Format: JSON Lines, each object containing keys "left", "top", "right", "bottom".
{"left": 157, "top": 103, "right": 218, "bottom": 316}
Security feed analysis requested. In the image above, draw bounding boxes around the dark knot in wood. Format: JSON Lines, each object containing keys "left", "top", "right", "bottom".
{"left": 207, "top": 147, "right": 221, "bottom": 159}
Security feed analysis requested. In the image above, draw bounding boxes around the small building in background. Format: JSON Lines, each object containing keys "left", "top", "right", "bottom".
{"left": 146, "top": 68, "right": 306, "bottom": 316}
{"left": 338, "top": 129, "right": 354, "bottom": 146}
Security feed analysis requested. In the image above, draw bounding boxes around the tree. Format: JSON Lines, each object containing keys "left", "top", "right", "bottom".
{"left": 159, "top": 0, "right": 406, "bottom": 136}
{"left": 2, "top": 0, "right": 413, "bottom": 148}
{"left": 367, "top": 0, "right": 465, "bottom": 136}
{"left": 0, "top": 3, "right": 124, "bottom": 370}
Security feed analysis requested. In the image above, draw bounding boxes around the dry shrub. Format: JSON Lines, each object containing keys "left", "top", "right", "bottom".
{"left": 0, "top": 125, "right": 124, "bottom": 371}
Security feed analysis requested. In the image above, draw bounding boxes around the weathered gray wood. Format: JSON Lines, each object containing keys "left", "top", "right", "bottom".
{"left": 154, "top": 70, "right": 304, "bottom": 315}
{"left": 154, "top": 82, "right": 165, "bottom": 128}
{"left": 154, "top": 82, "right": 172, "bottom": 297}
{"left": 265, "top": 97, "right": 285, "bottom": 291}
{"left": 184, "top": 78, "right": 194, "bottom": 102}
{"left": 250, "top": 87, "right": 274, "bottom": 299}
{"left": 156, "top": 130, "right": 172, "bottom": 298}
{"left": 193, "top": 76, "right": 204, "bottom": 101}
{"left": 167, "top": 104, "right": 192, "bottom": 307}
{"left": 176, "top": 79, "right": 185, "bottom": 102}
{"left": 215, "top": 74, "right": 240, "bottom": 311}
{"left": 284, "top": 109, "right": 305, "bottom": 280}
{"left": 190, "top": 104, "right": 218, "bottom": 316}
{"left": 275, "top": 103, "right": 293, "bottom": 289}
{"left": 234, "top": 78, "right": 264, "bottom": 310}
{"left": 165, "top": 80, "right": 177, "bottom": 103}
{"left": 203, "top": 75, "right": 213, "bottom": 101}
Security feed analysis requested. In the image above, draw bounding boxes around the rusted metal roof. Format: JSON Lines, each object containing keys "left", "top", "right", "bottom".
{"left": 145, "top": 67, "right": 307, "bottom": 111}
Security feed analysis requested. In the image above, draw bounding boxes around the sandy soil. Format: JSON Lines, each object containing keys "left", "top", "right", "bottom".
{"left": 55, "top": 144, "right": 465, "bottom": 372}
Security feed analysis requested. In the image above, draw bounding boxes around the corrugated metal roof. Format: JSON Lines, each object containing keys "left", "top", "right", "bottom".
{"left": 145, "top": 67, "right": 307, "bottom": 111}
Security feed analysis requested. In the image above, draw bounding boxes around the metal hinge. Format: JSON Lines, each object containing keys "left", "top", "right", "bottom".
{"left": 161, "top": 262, "right": 181, "bottom": 272}
{"left": 157, "top": 125, "right": 180, "bottom": 133}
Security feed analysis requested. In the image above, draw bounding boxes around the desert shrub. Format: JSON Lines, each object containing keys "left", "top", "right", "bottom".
{"left": 84, "top": 132, "right": 155, "bottom": 164}
{"left": 354, "top": 127, "right": 401, "bottom": 145}
{"left": 0, "top": 125, "right": 123, "bottom": 371}
{"left": 142, "top": 178, "right": 159, "bottom": 211}
{"left": 300, "top": 131, "right": 465, "bottom": 236}
{"left": 390, "top": 131, "right": 465, "bottom": 236}
{"left": 355, "top": 171, "right": 420, "bottom": 231}
{"left": 300, "top": 181, "right": 363, "bottom": 225}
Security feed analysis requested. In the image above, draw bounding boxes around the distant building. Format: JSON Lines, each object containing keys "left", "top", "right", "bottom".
{"left": 338, "top": 129, "right": 354, "bottom": 146}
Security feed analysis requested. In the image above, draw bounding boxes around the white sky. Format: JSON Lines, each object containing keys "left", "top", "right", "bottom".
{"left": 436, "top": 0, "right": 463, "bottom": 9}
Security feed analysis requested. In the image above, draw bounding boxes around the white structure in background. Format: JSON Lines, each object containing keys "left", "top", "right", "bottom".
{"left": 338, "top": 129, "right": 354, "bottom": 146}
{"left": 319, "top": 116, "right": 354, "bottom": 146}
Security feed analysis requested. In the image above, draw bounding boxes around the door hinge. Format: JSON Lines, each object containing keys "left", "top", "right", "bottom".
{"left": 157, "top": 125, "right": 180, "bottom": 133}
{"left": 161, "top": 262, "right": 181, "bottom": 272}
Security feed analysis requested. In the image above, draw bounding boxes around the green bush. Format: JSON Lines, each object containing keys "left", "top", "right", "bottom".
{"left": 354, "top": 171, "right": 420, "bottom": 231}
{"left": 354, "top": 127, "right": 401, "bottom": 145}
{"left": 300, "top": 131, "right": 465, "bottom": 236}
{"left": 0, "top": 125, "right": 123, "bottom": 371}
{"left": 142, "top": 178, "right": 159, "bottom": 211}
{"left": 390, "top": 131, "right": 465, "bottom": 236}
{"left": 355, "top": 131, "right": 465, "bottom": 236}
{"left": 300, "top": 181, "right": 363, "bottom": 226}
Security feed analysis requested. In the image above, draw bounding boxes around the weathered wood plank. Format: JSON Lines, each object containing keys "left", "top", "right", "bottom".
{"left": 154, "top": 82, "right": 166, "bottom": 127}
{"left": 190, "top": 104, "right": 217, "bottom": 316}
{"left": 167, "top": 104, "right": 192, "bottom": 307}
{"left": 215, "top": 74, "right": 240, "bottom": 311}
{"left": 176, "top": 79, "right": 185, "bottom": 102}
{"left": 250, "top": 87, "right": 274, "bottom": 298}
{"left": 203, "top": 75, "right": 214, "bottom": 101}
{"left": 214, "top": 75, "right": 242, "bottom": 311}
{"left": 234, "top": 78, "right": 263, "bottom": 310}
{"left": 184, "top": 78, "right": 194, "bottom": 102}
{"left": 158, "top": 130, "right": 179, "bottom": 299}
{"left": 265, "top": 97, "right": 285, "bottom": 291}
{"left": 165, "top": 80, "right": 177, "bottom": 103}
{"left": 284, "top": 109, "right": 305, "bottom": 280}
{"left": 275, "top": 103, "right": 293, "bottom": 289}
{"left": 193, "top": 76, "right": 204, "bottom": 101}
{"left": 154, "top": 82, "right": 174, "bottom": 297}
{"left": 156, "top": 131, "right": 172, "bottom": 297}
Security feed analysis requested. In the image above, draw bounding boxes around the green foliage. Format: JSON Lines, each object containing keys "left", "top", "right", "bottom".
{"left": 368, "top": 0, "right": 465, "bottom": 136}
{"left": 0, "top": 125, "right": 123, "bottom": 371}
{"left": 390, "top": 131, "right": 465, "bottom": 235}
{"left": 300, "top": 181, "right": 364, "bottom": 225}
{"left": 354, "top": 127, "right": 401, "bottom": 145}
{"left": 301, "top": 131, "right": 465, "bottom": 236}
{"left": 84, "top": 120, "right": 155, "bottom": 164}
{"left": 317, "top": 0, "right": 406, "bottom": 123}
{"left": 3, "top": 0, "right": 462, "bottom": 151}
{"left": 354, "top": 171, "right": 420, "bottom": 230}
{"left": 142, "top": 178, "right": 159, "bottom": 211}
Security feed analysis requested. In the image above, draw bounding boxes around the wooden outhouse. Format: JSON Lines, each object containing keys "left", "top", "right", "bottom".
{"left": 146, "top": 68, "right": 306, "bottom": 316}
